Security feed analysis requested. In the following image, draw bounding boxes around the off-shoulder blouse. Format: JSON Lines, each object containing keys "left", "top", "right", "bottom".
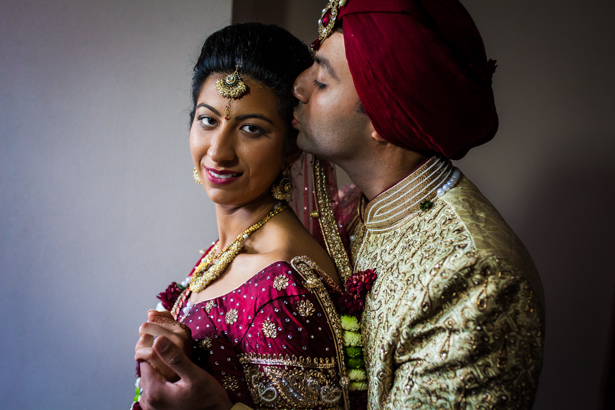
{"left": 169, "top": 256, "right": 349, "bottom": 409}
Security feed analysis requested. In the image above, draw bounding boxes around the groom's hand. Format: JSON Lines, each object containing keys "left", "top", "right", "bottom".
{"left": 138, "top": 336, "right": 233, "bottom": 410}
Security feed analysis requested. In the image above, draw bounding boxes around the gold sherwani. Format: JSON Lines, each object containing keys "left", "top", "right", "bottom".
{"left": 318, "top": 157, "right": 544, "bottom": 409}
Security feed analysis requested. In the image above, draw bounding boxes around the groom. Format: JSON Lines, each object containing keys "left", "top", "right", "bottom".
{"left": 138, "top": 1, "right": 544, "bottom": 409}
{"left": 291, "top": 0, "right": 544, "bottom": 409}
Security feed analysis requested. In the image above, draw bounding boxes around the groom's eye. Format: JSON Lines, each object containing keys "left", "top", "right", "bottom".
{"left": 314, "top": 79, "right": 326, "bottom": 90}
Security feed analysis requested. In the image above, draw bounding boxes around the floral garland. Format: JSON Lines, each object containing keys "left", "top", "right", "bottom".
{"left": 157, "top": 281, "right": 185, "bottom": 311}
{"left": 336, "top": 269, "right": 377, "bottom": 396}
{"left": 131, "top": 374, "right": 142, "bottom": 410}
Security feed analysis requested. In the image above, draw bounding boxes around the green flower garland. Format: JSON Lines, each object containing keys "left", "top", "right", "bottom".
{"left": 341, "top": 315, "right": 368, "bottom": 390}
{"left": 337, "top": 269, "right": 377, "bottom": 391}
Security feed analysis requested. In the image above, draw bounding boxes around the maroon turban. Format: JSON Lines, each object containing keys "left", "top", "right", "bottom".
{"left": 330, "top": 0, "right": 498, "bottom": 159}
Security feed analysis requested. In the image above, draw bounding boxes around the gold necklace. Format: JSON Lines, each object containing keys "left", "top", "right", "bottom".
{"left": 189, "top": 203, "right": 288, "bottom": 293}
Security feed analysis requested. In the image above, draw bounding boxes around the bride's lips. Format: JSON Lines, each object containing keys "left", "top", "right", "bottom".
{"left": 204, "top": 167, "right": 243, "bottom": 185}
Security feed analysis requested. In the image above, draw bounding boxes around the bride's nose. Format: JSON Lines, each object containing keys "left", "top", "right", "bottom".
{"left": 208, "top": 129, "right": 236, "bottom": 163}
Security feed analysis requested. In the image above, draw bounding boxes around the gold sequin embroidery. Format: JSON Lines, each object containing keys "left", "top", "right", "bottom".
{"left": 222, "top": 375, "right": 239, "bottom": 391}
{"left": 291, "top": 256, "right": 350, "bottom": 408}
{"left": 197, "top": 337, "right": 212, "bottom": 350}
{"left": 225, "top": 309, "right": 238, "bottom": 325}
{"left": 239, "top": 353, "right": 343, "bottom": 408}
{"left": 239, "top": 352, "right": 337, "bottom": 369}
{"left": 273, "top": 275, "right": 289, "bottom": 290}
{"left": 262, "top": 320, "right": 277, "bottom": 338}
{"left": 205, "top": 300, "right": 214, "bottom": 314}
{"left": 314, "top": 158, "right": 352, "bottom": 284}
{"left": 296, "top": 299, "right": 315, "bottom": 317}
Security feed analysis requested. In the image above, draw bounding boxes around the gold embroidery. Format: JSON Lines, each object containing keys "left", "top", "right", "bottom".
{"left": 262, "top": 320, "right": 277, "bottom": 338}
{"left": 291, "top": 256, "right": 350, "bottom": 409}
{"left": 349, "top": 211, "right": 366, "bottom": 266}
{"left": 171, "top": 288, "right": 190, "bottom": 321}
{"left": 222, "top": 375, "right": 239, "bottom": 392}
{"left": 197, "top": 337, "right": 212, "bottom": 350}
{"left": 205, "top": 300, "right": 214, "bottom": 314}
{"left": 314, "top": 158, "right": 352, "bottom": 284}
{"left": 239, "top": 353, "right": 336, "bottom": 369}
{"left": 225, "top": 309, "right": 238, "bottom": 325}
{"left": 239, "top": 353, "right": 343, "bottom": 409}
{"left": 296, "top": 299, "right": 315, "bottom": 317}
{"left": 354, "top": 176, "right": 544, "bottom": 410}
{"left": 272, "top": 275, "right": 289, "bottom": 290}
{"left": 362, "top": 156, "right": 453, "bottom": 233}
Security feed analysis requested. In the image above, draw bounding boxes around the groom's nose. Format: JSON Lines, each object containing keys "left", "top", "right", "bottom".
{"left": 293, "top": 65, "right": 312, "bottom": 103}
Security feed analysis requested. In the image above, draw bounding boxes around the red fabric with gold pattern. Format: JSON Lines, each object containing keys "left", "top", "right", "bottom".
{"left": 336, "top": 0, "right": 498, "bottom": 159}
{"left": 172, "top": 261, "right": 343, "bottom": 409}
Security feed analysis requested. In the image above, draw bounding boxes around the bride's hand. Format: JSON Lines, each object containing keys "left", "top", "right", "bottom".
{"left": 135, "top": 310, "right": 192, "bottom": 382}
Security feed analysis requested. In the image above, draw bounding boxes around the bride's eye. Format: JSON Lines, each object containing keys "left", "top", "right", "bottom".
{"left": 199, "top": 116, "right": 217, "bottom": 128}
{"left": 240, "top": 124, "right": 263, "bottom": 136}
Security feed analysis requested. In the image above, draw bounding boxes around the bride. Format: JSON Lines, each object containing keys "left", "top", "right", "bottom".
{"left": 133, "top": 23, "right": 352, "bottom": 410}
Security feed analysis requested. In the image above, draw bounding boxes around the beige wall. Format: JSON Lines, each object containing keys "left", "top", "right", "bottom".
{"left": 0, "top": 1, "right": 230, "bottom": 408}
{"left": 236, "top": 0, "right": 615, "bottom": 408}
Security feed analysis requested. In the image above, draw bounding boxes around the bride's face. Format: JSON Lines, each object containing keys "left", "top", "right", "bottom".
{"left": 190, "top": 74, "right": 289, "bottom": 207}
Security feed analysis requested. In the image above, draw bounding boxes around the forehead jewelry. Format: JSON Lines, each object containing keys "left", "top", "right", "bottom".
{"left": 216, "top": 66, "right": 248, "bottom": 120}
{"left": 311, "top": 0, "right": 347, "bottom": 50}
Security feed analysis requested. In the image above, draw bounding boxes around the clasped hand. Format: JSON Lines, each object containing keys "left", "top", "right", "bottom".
{"left": 135, "top": 310, "right": 233, "bottom": 410}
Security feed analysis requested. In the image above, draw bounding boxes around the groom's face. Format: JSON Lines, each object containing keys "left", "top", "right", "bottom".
{"left": 292, "top": 32, "right": 372, "bottom": 163}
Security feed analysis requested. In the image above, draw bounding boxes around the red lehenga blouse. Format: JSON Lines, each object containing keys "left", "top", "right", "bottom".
{"left": 165, "top": 255, "right": 350, "bottom": 409}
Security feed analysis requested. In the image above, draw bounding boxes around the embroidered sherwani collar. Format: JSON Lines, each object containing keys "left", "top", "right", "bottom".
{"left": 362, "top": 156, "right": 454, "bottom": 232}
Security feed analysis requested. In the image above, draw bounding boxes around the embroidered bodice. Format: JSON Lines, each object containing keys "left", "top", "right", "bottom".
{"left": 170, "top": 256, "right": 349, "bottom": 409}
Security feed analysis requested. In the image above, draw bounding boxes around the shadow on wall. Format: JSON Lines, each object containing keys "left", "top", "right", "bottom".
{"left": 232, "top": 0, "right": 321, "bottom": 46}
{"left": 518, "top": 136, "right": 615, "bottom": 409}
{"left": 233, "top": 0, "right": 288, "bottom": 26}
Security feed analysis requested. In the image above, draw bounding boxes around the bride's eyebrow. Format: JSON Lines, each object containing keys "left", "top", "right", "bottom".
{"left": 195, "top": 103, "right": 220, "bottom": 116}
{"left": 235, "top": 113, "right": 274, "bottom": 124}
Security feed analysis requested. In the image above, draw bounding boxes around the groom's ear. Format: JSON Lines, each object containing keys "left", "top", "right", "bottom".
{"left": 371, "top": 130, "right": 387, "bottom": 142}
{"left": 364, "top": 116, "right": 386, "bottom": 143}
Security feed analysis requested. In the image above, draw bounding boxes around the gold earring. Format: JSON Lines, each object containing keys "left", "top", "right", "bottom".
{"left": 272, "top": 165, "right": 294, "bottom": 200}
{"left": 193, "top": 167, "right": 202, "bottom": 184}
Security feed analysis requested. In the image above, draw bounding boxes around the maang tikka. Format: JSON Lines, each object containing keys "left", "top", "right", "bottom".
{"left": 216, "top": 65, "right": 248, "bottom": 120}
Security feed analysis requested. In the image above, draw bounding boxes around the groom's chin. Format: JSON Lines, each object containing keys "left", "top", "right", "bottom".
{"left": 295, "top": 132, "right": 312, "bottom": 153}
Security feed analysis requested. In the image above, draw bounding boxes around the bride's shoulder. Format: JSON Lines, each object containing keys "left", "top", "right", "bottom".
{"left": 261, "top": 216, "right": 340, "bottom": 285}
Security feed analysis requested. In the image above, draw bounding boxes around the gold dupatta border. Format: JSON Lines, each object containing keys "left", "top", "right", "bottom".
{"left": 291, "top": 255, "right": 350, "bottom": 410}
{"left": 313, "top": 158, "right": 353, "bottom": 285}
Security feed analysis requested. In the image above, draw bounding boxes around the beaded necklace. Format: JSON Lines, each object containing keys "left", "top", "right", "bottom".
{"left": 188, "top": 203, "right": 287, "bottom": 293}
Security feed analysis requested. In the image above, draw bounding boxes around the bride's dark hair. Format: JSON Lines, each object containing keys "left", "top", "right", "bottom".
{"left": 190, "top": 23, "right": 312, "bottom": 141}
